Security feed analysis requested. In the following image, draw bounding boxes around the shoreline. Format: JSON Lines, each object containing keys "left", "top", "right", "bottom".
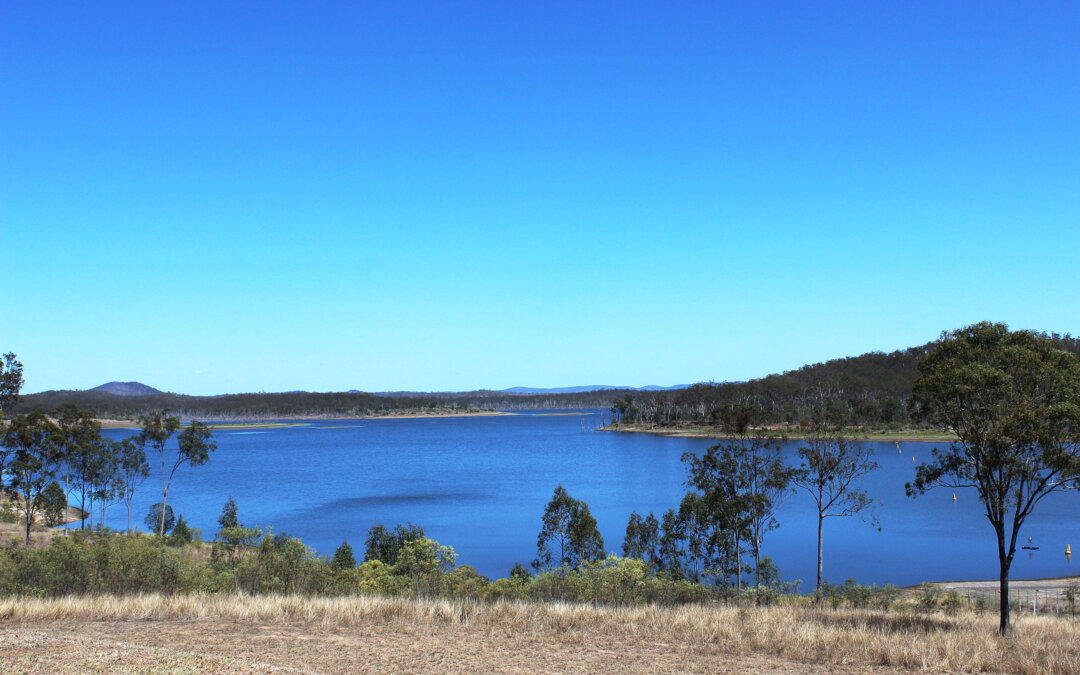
{"left": 599, "top": 424, "right": 957, "bottom": 443}
{"left": 95, "top": 409, "right": 515, "bottom": 428}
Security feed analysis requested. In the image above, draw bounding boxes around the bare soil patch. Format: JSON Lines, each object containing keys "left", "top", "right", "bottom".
{"left": 2, "top": 616, "right": 894, "bottom": 674}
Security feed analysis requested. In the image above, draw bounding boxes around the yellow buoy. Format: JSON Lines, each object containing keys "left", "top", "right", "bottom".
{"left": 952, "top": 492, "right": 956, "bottom": 502}
{"left": 1068, "top": 544, "right": 1072, "bottom": 555}
{"left": 896, "top": 441, "right": 901, "bottom": 454}
{"left": 911, "top": 456, "right": 915, "bottom": 463}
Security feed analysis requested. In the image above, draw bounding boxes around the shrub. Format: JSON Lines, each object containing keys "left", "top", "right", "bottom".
{"left": 875, "top": 584, "right": 900, "bottom": 610}
{"left": 169, "top": 516, "right": 196, "bottom": 546}
{"left": 841, "top": 578, "right": 874, "bottom": 609}
{"left": 942, "top": 591, "right": 963, "bottom": 615}
{"left": 1065, "top": 584, "right": 1078, "bottom": 616}
{"left": 918, "top": 586, "right": 940, "bottom": 613}
{"left": 441, "top": 565, "right": 489, "bottom": 599}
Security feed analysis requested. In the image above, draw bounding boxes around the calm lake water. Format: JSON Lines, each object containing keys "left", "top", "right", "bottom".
{"left": 102, "top": 412, "right": 1079, "bottom": 588}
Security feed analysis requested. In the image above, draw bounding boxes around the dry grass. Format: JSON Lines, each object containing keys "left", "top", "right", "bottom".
{"left": 3, "top": 594, "right": 1078, "bottom": 674}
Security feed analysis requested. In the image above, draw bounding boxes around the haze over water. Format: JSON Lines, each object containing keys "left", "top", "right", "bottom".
{"left": 104, "top": 413, "right": 1078, "bottom": 588}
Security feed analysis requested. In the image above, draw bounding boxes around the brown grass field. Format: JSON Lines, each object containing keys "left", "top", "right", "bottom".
{"left": 2, "top": 594, "right": 1078, "bottom": 674}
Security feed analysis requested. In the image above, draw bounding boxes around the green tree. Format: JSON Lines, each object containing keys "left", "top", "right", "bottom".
{"left": 509, "top": 562, "right": 532, "bottom": 580}
{"left": 907, "top": 322, "right": 1080, "bottom": 637}
{"left": 534, "top": 485, "right": 605, "bottom": 571}
{"left": 364, "top": 522, "right": 425, "bottom": 564}
{"left": 3, "top": 412, "right": 61, "bottom": 546}
{"left": 792, "top": 426, "right": 877, "bottom": 590}
{"left": 331, "top": 540, "right": 356, "bottom": 571}
{"left": 735, "top": 434, "right": 795, "bottom": 586}
{"left": 657, "top": 507, "right": 685, "bottom": 578}
{"left": 139, "top": 411, "right": 179, "bottom": 536}
{"left": 89, "top": 437, "right": 124, "bottom": 528}
{"left": 683, "top": 446, "right": 752, "bottom": 590}
{"left": 38, "top": 480, "right": 68, "bottom": 527}
{"left": 54, "top": 405, "right": 104, "bottom": 532}
{"left": 218, "top": 495, "right": 239, "bottom": 531}
{"left": 145, "top": 502, "right": 175, "bottom": 534}
{"left": 0, "top": 352, "right": 23, "bottom": 414}
{"left": 141, "top": 412, "right": 215, "bottom": 538}
{"left": 170, "top": 514, "right": 195, "bottom": 545}
{"left": 622, "top": 510, "right": 660, "bottom": 566}
{"left": 393, "top": 537, "right": 456, "bottom": 597}
{"left": 116, "top": 437, "right": 149, "bottom": 534}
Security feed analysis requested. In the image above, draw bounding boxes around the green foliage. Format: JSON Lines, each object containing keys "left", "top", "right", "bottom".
{"left": 793, "top": 426, "right": 878, "bottom": 590}
{"left": 331, "top": 541, "right": 356, "bottom": 571}
{"left": 918, "top": 586, "right": 940, "bottom": 613}
{"left": 942, "top": 591, "right": 963, "bottom": 615}
{"left": 841, "top": 578, "right": 874, "bottom": 609}
{"left": 509, "top": 562, "right": 531, "bottom": 580}
{"left": 973, "top": 594, "right": 988, "bottom": 614}
{"left": 218, "top": 496, "right": 239, "bottom": 531}
{"left": 364, "top": 522, "right": 425, "bottom": 565}
{"left": 622, "top": 510, "right": 660, "bottom": 566}
{"left": 145, "top": 503, "right": 175, "bottom": 535}
{"left": 3, "top": 412, "right": 62, "bottom": 546}
{"left": 354, "top": 559, "right": 407, "bottom": 595}
{"left": 441, "top": 564, "right": 488, "bottom": 599}
{"left": 3, "top": 534, "right": 192, "bottom": 596}
{"left": 1065, "top": 583, "right": 1078, "bottom": 616}
{"left": 393, "top": 537, "right": 457, "bottom": 597}
{"left": 234, "top": 531, "right": 331, "bottom": 595}
{"left": 534, "top": 485, "right": 605, "bottom": 571}
{"left": 37, "top": 481, "right": 67, "bottom": 527}
{"left": 169, "top": 515, "right": 195, "bottom": 546}
{"left": 908, "top": 322, "right": 1080, "bottom": 636}
{"left": 0, "top": 352, "right": 24, "bottom": 413}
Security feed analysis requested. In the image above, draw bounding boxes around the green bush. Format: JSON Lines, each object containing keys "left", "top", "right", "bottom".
{"left": 918, "top": 586, "right": 940, "bottom": 613}
{"left": 942, "top": 591, "right": 963, "bottom": 615}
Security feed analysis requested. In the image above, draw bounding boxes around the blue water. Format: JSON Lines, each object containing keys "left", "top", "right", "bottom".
{"left": 101, "top": 412, "right": 1080, "bottom": 588}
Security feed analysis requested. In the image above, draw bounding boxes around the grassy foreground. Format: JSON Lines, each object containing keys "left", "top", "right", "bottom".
{"left": 2, "top": 594, "right": 1078, "bottom": 674}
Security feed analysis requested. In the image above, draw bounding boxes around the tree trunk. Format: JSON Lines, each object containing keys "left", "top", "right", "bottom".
{"left": 816, "top": 513, "right": 824, "bottom": 590}
{"left": 63, "top": 473, "right": 69, "bottom": 535}
{"left": 734, "top": 531, "right": 742, "bottom": 592}
{"left": 160, "top": 487, "right": 169, "bottom": 538}
{"left": 998, "top": 548, "right": 1013, "bottom": 636}
{"left": 754, "top": 537, "right": 761, "bottom": 588}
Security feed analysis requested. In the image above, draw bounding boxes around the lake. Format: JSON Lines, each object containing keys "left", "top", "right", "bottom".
{"left": 102, "top": 412, "right": 1079, "bottom": 589}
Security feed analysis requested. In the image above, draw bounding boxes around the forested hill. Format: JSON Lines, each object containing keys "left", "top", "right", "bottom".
{"left": 611, "top": 333, "right": 1080, "bottom": 428}
{"left": 15, "top": 334, "right": 1080, "bottom": 422}
{"left": 12, "top": 390, "right": 460, "bottom": 420}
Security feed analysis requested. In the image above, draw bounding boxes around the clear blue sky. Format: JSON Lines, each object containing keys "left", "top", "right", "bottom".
{"left": 3, "top": 2, "right": 1078, "bottom": 395}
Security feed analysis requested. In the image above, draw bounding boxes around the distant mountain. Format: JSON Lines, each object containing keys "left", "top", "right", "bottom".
{"left": 90, "top": 381, "right": 163, "bottom": 397}
{"left": 500, "top": 384, "right": 690, "bottom": 395}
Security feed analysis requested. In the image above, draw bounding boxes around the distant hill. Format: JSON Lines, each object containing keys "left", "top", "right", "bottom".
{"left": 18, "top": 332, "right": 1079, "bottom": 421}
{"left": 501, "top": 385, "right": 690, "bottom": 395}
{"left": 90, "top": 381, "right": 163, "bottom": 397}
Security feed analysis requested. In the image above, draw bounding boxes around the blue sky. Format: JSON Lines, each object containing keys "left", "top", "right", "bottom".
{"left": 3, "top": 2, "right": 1078, "bottom": 395}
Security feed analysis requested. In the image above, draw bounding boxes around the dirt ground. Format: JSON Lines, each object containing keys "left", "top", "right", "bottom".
{"left": 0, "top": 617, "right": 905, "bottom": 675}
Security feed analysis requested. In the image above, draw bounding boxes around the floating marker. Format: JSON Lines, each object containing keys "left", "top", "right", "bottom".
{"left": 896, "top": 441, "right": 901, "bottom": 454}
{"left": 952, "top": 492, "right": 956, "bottom": 502}
{"left": 1067, "top": 545, "right": 1072, "bottom": 564}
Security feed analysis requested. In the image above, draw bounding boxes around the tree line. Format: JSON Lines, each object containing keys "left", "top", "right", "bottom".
{"left": 1, "top": 355, "right": 216, "bottom": 547}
